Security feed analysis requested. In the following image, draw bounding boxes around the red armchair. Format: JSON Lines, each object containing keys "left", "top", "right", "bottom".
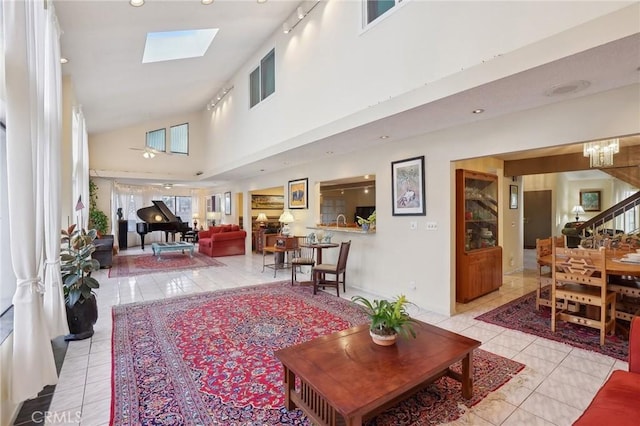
{"left": 573, "top": 316, "right": 640, "bottom": 425}
{"left": 198, "top": 225, "right": 247, "bottom": 257}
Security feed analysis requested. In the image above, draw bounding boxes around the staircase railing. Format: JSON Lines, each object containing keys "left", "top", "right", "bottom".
{"left": 576, "top": 191, "right": 640, "bottom": 237}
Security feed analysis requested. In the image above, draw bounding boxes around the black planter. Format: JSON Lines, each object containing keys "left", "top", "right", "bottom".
{"left": 65, "top": 294, "right": 98, "bottom": 341}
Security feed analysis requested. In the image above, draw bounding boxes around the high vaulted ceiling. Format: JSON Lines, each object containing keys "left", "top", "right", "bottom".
{"left": 54, "top": 0, "right": 301, "bottom": 134}
{"left": 54, "top": 1, "right": 640, "bottom": 186}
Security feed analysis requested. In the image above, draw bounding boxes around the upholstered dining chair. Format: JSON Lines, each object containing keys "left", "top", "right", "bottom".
{"left": 291, "top": 236, "right": 316, "bottom": 285}
{"left": 312, "top": 240, "right": 351, "bottom": 296}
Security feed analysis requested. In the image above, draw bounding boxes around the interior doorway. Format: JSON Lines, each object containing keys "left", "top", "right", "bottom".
{"left": 523, "top": 190, "right": 552, "bottom": 249}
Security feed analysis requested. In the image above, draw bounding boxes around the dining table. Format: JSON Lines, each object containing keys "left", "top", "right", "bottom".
{"left": 300, "top": 242, "right": 339, "bottom": 264}
{"left": 538, "top": 251, "right": 640, "bottom": 277}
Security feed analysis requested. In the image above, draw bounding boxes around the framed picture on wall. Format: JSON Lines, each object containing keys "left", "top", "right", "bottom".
{"left": 391, "top": 156, "right": 426, "bottom": 216}
{"left": 224, "top": 191, "right": 231, "bottom": 215}
{"left": 580, "top": 190, "right": 601, "bottom": 211}
{"left": 509, "top": 185, "right": 518, "bottom": 209}
{"left": 288, "top": 178, "right": 308, "bottom": 209}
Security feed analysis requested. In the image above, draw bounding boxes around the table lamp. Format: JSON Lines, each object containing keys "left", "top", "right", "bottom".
{"left": 206, "top": 211, "right": 216, "bottom": 226}
{"left": 571, "top": 205, "right": 585, "bottom": 222}
{"left": 192, "top": 213, "right": 199, "bottom": 229}
{"left": 256, "top": 212, "right": 268, "bottom": 228}
{"left": 279, "top": 211, "right": 294, "bottom": 236}
{"left": 211, "top": 211, "right": 221, "bottom": 226}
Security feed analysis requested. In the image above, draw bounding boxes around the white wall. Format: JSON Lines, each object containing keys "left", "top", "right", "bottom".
{"left": 204, "top": 85, "right": 639, "bottom": 316}
{"left": 88, "top": 110, "right": 207, "bottom": 181}
{"left": 203, "top": 1, "right": 635, "bottom": 175}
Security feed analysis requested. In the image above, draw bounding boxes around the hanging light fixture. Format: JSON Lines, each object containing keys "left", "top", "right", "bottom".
{"left": 583, "top": 138, "right": 619, "bottom": 168}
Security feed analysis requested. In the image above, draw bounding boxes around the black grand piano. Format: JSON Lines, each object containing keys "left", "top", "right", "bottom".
{"left": 136, "top": 200, "right": 191, "bottom": 250}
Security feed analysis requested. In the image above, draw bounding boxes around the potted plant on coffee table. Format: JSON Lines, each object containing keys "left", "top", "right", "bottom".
{"left": 351, "top": 294, "right": 417, "bottom": 346}
{"left": 61, "top": 224, "right": 100, "bottom": 341}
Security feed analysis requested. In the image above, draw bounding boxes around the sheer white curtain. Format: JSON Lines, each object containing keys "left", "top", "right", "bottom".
{"left": 42, "top": 4, "right": 68, "bottom": 339}
{"left": 72, "top": 106, "right": 89, "bottom": 229}
{"left": 3, "top": 0, "right": 58, "bottom": 402}
{"left": 115, "top": 184, "right": 165, "bottom": 247}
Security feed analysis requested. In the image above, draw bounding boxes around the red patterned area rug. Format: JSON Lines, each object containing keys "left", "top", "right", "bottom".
{"left": 475, "top": 290, "right": 629, "bottom": 361}
{"left": 108, "top": 252, "right": 225, "bottom": 278}
{"left": 111, "top": 282, "right": 524, "bottom": 425}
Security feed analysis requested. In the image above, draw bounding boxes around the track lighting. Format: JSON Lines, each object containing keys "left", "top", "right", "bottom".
{"left": 205, "top": 86, "right": 234, "bottom": 111}
{"left": 281, "top": 1, "right": 321, "bottom": 35}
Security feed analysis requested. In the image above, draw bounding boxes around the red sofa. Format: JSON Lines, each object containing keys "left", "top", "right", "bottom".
{"left": 573, "top": 316, "right": 640, "bottom": 425}
{"left": 198, "top": 225, "right": 247, "bottom": 257}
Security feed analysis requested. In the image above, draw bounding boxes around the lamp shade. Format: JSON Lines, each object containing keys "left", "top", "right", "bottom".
{"left": 206, "top": 212, "right": 215, "bottom": 220}
{"left": 192, "top": 213, "right": 200, "bottom": 220}
{"left": 256, "top": 213, "right": 268, "bottom": 223}
{"left": 279, "top": 211, "right": 294, "bottom": 224}
{"left": 571, "top": 205, "right": 585, "bottom": 215}
{"left": 571, "top": 205, "right": 585, "bottom": 221}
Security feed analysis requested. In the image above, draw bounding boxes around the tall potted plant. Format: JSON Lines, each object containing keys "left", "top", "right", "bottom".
{"left": 351, "top": 294, "right": 417, "bottom": 346}
{"left": 88, "top": 180, "right": 109, "bottom": 235}
{"left": 61, "top": 224, "right": 100, "bottom": 340}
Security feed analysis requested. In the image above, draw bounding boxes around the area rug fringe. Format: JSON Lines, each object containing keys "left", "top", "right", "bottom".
{"left": 111, "top": 282, "right": 524, "bottom": 425}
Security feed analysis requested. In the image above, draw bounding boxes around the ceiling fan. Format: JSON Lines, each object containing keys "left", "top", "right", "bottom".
{"left": 128, "top": 146, "right": 172, "bottom": 159}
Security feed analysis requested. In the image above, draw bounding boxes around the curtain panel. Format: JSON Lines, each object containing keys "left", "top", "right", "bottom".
{"left": 3, "top": 0, "right": 59, "bottom": 402}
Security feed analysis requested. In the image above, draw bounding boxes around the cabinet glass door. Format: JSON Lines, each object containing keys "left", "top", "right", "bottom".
{"left": 463, "top": 175, "right": 498, "bottom": 251}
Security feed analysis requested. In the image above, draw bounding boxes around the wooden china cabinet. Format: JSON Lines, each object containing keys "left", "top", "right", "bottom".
{"left": 455, "top": 169, "right": 503, "bottom": 303}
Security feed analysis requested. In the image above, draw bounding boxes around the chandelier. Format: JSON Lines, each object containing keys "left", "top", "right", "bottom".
{"left": 583, "top": 138, "right": 619, "bottom": 168}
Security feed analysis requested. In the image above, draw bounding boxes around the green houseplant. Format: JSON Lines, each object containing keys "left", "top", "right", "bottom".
{"left": 356, "top": 211, "right": 376, "bottom": 231}
{"left": 88, "top": 180, "right": 109, "bottom": 235}
{"left": 351, "top": 294, "right": 417, "bottom": 346}
{"left": 61, "top": 224, "right": 100, "bottom": 340}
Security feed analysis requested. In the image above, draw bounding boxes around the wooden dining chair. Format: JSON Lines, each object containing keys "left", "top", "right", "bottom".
{"left": 291, "top": 236, "right": 316, "bottom": 285}
{"left": 312, "top": 240, "right": 351, "bottom": 296}
{"left": 536, "top": 236, "right": 565, "bottom": 310}
{"left": 551, "top": 246, "right": 616, "bottom": 346}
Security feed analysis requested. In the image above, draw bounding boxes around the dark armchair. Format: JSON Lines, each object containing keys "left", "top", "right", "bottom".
{"left": 92, "top": 234, "right": 114, "bottom": 268}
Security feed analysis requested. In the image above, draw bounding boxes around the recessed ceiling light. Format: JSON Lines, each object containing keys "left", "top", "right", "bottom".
{"left": 544, "top": 80, "right": 591, "bottom": 97}
{"left": 326, "top": 151, "right": 334, "bottom": 155}
{"left": 130, "top": 0, "right": 144, "bottom": 7}
{"left": 257, "top": 0, "right": 267, "bottom": 3}
{"left": 379, "top": 135, "right": 389, "bottom": 139}
{"left": 142, "top": 29, "right": 219, "bottom": 63}
{"left": 201, "top": 0, "right": 214, "bottom": 4}
{"left": 60, "top": 57, "right": 68, "bottom": 64}
{"left": 472, "top": 108, "right": 484, "bottom": 114}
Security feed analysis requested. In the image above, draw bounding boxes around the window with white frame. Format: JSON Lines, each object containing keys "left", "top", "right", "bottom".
{"left": 161, "top": 195, "right": 192, "bottom": 224}
{"left": 170, "top": 123, "right": 188, "bottom": 154}
{"left": 364, "top": 0, "right": 402, "bottom": 26}
{"left": 249, "top": 48, "right": 275, "bottom": 108}
{"left": 146, "top": 128, "right": 166, "bottom": 152}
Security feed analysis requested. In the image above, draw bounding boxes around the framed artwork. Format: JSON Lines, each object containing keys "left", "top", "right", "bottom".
{"left": 224, "top": 191, "right": 231, "bottom": 215}
{"left": 251, "top": 194, "right": 285, "bottom": 210}
{"left": 509, "top": 185, "right": 518, "bottom": 209}
{"left": 391, "top": 156, "right": 426, "bottom": 216}
{"left": 580, "top": 190, "right": 601, "bottom": 212}
{"left": 288, "top": 178, "right": 308, "bottom": 209}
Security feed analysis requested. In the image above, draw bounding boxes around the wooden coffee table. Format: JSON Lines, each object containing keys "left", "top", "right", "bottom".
{"left": 274, "top": 321, "right": 481, "bottom": 426}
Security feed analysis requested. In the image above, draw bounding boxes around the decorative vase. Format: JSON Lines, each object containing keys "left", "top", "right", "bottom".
{"left": 370, "top": 330, "right": 397, "bottom": 346}
{"left": 362, "top": 223, "right": 370, "bottom": 232}
{"left": 65, "top": 294, "right": 98, "bottom": 341}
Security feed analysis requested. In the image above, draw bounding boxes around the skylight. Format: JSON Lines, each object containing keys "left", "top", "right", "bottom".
{"left": 142, "top": 29, "right": 218, "bottom": 63}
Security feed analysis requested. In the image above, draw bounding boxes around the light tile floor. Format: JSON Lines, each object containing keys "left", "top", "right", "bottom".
{"left": 44, "top": 249, "right": 627, "bottom": 426}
